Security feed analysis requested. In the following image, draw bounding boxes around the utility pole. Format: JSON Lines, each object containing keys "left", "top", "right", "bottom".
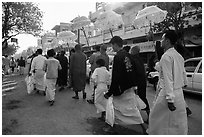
{"left": 77, "top": 29, "right": 80, "bottom": 44}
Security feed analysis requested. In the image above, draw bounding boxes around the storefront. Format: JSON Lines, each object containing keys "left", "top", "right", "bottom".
{"left": 127, "top": 41, "right": 155, "bottom": 64}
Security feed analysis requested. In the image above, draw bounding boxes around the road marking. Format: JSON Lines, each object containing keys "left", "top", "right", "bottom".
{"left": 4, "top": 74, "right": 19, "bottom": 78}
{"left": 2, "top": 93, "right": 14, "bottom": 97}
{"left": 2, "top": 78, "right": 18, "bottom": 96}
{"left": 3, "top": 78, "right": 8, "bottom": 82}
{"left": 2, "top": 93, "right": 6, "bottom": 97}
{"left": 2, "top": 80, "right": 16, "bottom": 84}
{"left": 2, "top": 82, "right": 17, "bottom": 88}
{"left": 2, "top": 86, "right": 16, "bottom": 92}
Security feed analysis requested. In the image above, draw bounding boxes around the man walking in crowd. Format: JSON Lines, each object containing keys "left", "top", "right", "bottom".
{"left": 130, "top": 46, "right": 150, "bottom": 118}
{"left": 104, "top": 36, "right": 146, "bottom": 134}
{"left": 18, "top": 56, "right": 26, "bottom": 75}
{"left": 152, "top": 40, "right": 164, "bottom": 102}
{"left": 148, "top": 30, "right": 188, "bottom": 135}
{"left": 87, "top": 45, "right": 101, "bottom": 104}
{"left": 123, "top": 45, "right": 131, "bottom": 53}
{"left": 70, "top": 44, "right": 87, "bottom": 99}
{"left": 30, "top": 49, "right": 47, "bottom": 95}
{"left": 68, "top": 48, "right": 75, "bottom": 88}
{"left": 10, "top": 57, "right": 16, "bottom": 73}
{"left": 16, "top": 58, "right": 20, "bottom": 72}
{"left": 57, "top": 50, "right": 68, "bottom": 91}
{"left": 89, "top": 45, "right": 101, "bottom": 74}
{"left": 154, "top": 40, "right": 192, "bottom": 117}
{"left": 3, "top": 55, "right": 10, "bottom": 75}
{"left": 43, "top": 49, "right": 62, "bottom": 106}
{"left": 175, "top": 33, "right": 192, "bottom": 116}
{"left": 96, "top": 44, "right": 109, "bottom": 71}
{"left": 27, "top": 52, "right": 38, "bottom": 75}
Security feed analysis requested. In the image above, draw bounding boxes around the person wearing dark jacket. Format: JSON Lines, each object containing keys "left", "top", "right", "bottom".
{"left": 28, "top": 52, "right": 37, "bottom": 75}
{"left": 104, "top": 36, "right": 146, "bottom": 134}
{"left": 57, "top": 51, "right": 68, "bottom": 91}
{"left": 18, "top": 56, "right": 26, "bottom": 75}
{"left": 130, "top": 46, "right": 150, "bottom": 117}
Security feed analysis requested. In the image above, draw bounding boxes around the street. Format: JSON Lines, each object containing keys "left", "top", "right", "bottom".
{"left": 2, "top": 74, "right": 202, "bottom": 135}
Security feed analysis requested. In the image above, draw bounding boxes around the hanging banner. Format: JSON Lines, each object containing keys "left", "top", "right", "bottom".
{"left": 129, "top": 41, "right": 155, "bottom": 53}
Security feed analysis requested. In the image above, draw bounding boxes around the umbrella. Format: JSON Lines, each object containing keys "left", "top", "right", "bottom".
{"left": 133, "top": 5, "right": 167, "bottom": 28}
{"left": 57, "top": 31, "right": 77, "bottom": 50}
{"left": 94, "top": 10, "right": 124, "bottom": 38}
{"left": 61, "top": 41, "right": 77, "bottom": 48}
{"left": 72, "top": 16, "right": 91, "bottom": 30}
{"left": 72, "top": 16, "right": 91, "bottom": 46}
{"left": 60, "top": 22, "right": 73, "bottom": 31}
{"left": 58, "top": 31, "right": 77, "bottom": 41}
{"left": 67, "top": 41, "right": 78, "bottom": 48}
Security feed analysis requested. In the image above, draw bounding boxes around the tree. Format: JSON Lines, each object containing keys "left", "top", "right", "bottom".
{"left": 149, "top": 2, "right": 201, "bottom": 33}
{"left": 2, "top": 2, "right": 43, "bottom": 50}
{"left": 2, "top": 43, "right": 19, "bottom": 56}
{"left": 147, "top": 2, "right": 202, "bottom": 59}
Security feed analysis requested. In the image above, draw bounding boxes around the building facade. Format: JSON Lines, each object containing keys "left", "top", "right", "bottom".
{"left": 43, "top": 2, "right": 201, "bottom": 61}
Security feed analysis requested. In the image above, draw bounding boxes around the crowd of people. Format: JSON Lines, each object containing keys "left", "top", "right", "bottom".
{"left": 3, "top": 29, "right": 191, "bottom": 135}
{"left": 2, "top": 55, "right": 26, "bottom": 76}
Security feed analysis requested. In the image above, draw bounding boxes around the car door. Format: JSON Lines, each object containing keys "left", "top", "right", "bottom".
{"left": 184, "top": 59, "right": 200, "bottom": 90}
{"left": 192, "top": 61, "right": 202, "bottom": 93}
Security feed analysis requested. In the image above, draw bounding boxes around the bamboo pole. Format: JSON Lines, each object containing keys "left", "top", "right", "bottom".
{"left": 109, "top": 28, "right": 113, "bottom": 38}
{"left": 82, "top": 27, "right": 89, "bottom": 47}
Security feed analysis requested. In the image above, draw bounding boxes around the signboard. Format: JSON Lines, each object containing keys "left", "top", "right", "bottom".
{"left": 128, "top": 41, "right": 155, "bottom": 53}
{"left": 11, "top": 38, "right": 18, "bottom": 43}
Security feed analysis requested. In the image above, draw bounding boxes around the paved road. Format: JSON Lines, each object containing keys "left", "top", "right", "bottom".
{"left": 2, "top": 74, "right": 202, "bottom": 135}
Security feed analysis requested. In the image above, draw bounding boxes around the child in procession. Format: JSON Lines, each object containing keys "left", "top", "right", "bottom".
{"left": 43, "top": 49, "right": 62, "bottom": 106}
{"left": 91, "top": 58, "right": 111, "bottom": 121}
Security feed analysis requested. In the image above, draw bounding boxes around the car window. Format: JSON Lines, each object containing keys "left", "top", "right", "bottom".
{"left": 198, "top": 63, "right": 202, "bottom": 73}
{"left": 184, "top": 60, "right": 200, "bottom": 73}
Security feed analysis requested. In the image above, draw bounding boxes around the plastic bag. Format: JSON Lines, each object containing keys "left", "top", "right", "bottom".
{"left": 135, "top": 95, "right": 146, "bottom": 110}
{"left": 25, "top": 75, "right": 34, "bottom": 94}
{"left": 8, "top": 68, "right": 11, "bottom": 74}
{"left": 105, "top": 97, "right": 114, "bottom": 127}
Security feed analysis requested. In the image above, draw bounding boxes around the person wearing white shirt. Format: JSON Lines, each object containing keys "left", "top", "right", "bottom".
{"left": 30, "top": 49, "right": 47, "bottom": 94}
{"left": 43, "top": 49, "right": 62, "bottom": 106}
{"left": 91, "top": 58, "right": 111, "bottom": 121}
{"left": 148, "top": 30, "right": 188, "bottom": 135}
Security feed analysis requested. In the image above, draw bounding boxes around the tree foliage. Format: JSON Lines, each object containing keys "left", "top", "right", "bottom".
{"left": 2, "top": 43, "right": 19, "bottom": 56}
{"left": 2, "top": 2, "right": 43, "bottom": 50}
{"left": 147, "top": 2, "right": 202, "bottom": 35}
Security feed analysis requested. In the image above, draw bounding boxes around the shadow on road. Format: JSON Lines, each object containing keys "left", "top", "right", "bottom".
{"left": 3, "top": 99, "right": 21, "bottom": 110}
{"left": 184, "top": 92, "right": 202, "bottom": 100}
{"left": 86, "top": 117, "right": 143, "bottom": 135}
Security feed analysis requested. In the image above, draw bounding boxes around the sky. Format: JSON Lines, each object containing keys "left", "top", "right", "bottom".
{"left": 16, "top": 0, "right": 97, "bottom": 54}
{"left": 38, "top": 1, "right": 96, "bottom": 31}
